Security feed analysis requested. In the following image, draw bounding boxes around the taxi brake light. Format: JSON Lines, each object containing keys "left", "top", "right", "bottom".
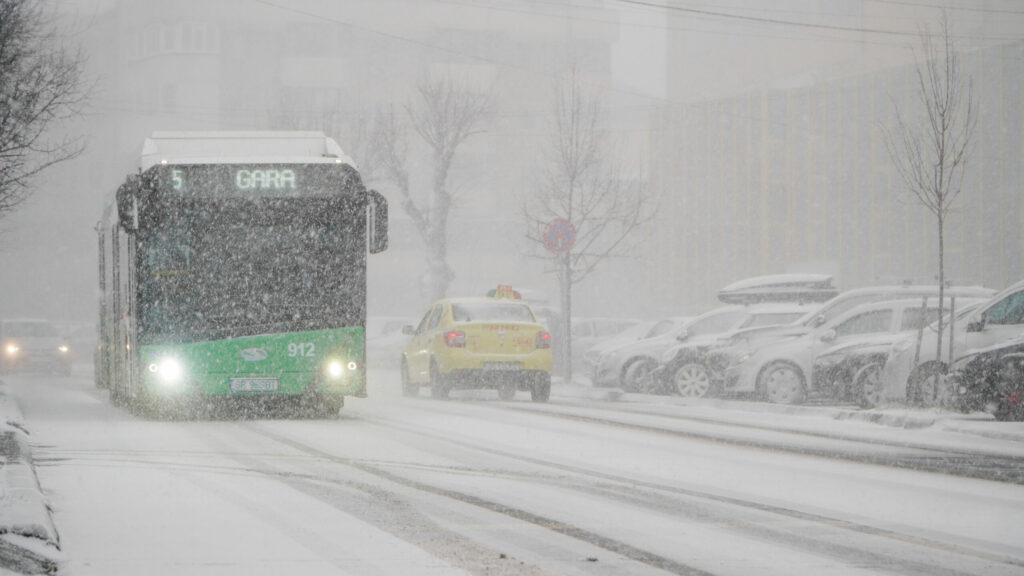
{"left": 536, "top": 331, "right": 551, "bottom": 349}
{"left": 444, "top": 330, "right": 466, "bottom": 347}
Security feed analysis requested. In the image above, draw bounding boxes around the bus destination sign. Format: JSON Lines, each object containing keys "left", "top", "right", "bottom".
{"left": 156, "top": 164, "right": 348, "bottom": 198}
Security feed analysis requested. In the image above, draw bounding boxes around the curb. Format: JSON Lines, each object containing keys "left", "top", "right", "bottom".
{"left": 0, "top": 383, "right": 62, "bottom": 574}
{"left": 553, "top": 378, "right": 1024, "bottom": 442}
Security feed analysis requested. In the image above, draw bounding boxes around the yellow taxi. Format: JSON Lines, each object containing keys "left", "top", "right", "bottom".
{"left": 400, "top": 286, "right": 552, "bottom": 401}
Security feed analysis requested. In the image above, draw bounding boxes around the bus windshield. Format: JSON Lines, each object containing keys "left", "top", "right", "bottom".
{"left": 139, "top": 196, "right": 365, "bottom": 344}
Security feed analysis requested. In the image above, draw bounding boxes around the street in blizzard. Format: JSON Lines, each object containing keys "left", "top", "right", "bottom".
{"left": 2, "top": 1, "right": 1024, "bottom": 575}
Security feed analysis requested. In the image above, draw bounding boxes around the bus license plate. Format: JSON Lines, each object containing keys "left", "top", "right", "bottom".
{"left": 230, "top": 378, "right": 279, "bottom": 392}
{"left": 483, "top": 362, "right": 520, "bottom": 371}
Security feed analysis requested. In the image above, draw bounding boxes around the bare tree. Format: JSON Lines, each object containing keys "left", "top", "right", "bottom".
{"left": 0, "top": 0, "right": 87, "bottom": 220}
{"left": 374, "top": 77, "right": 493, "bottom": 303}
{"left": 270, "top": 96, "right": 382, "bottom": 184}
{"left": 523, "top": 69, "right": 655, "bottom": 381}
{"left": 882, "top": 13, "right": 976, "bottom": 402}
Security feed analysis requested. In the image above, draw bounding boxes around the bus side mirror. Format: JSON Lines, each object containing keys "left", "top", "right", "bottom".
{"left": 116, "top": 177, "right": 138, "bottom": 232}
{"left": 368, "top": 189, "right": 388, "bottom": 254}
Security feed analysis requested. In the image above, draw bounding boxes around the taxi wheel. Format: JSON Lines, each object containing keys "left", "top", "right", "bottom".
{"left": 530, "top": 373, "right": 551, "bottom": 403}
{"left": 497, "top": 382, "right": 516, "bottom": 401}
{"left": 429, "top": 361, "right": 450, "bottom": 399}
{"left": 400, "top": 360, "right": 419, "bottom": 397}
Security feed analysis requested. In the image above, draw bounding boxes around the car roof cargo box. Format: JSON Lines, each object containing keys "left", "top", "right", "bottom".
{"left": 140, "top": 131, "right": 355, "bottom": 170}
{"left": 718, "top": 274, "right": 839, "bottom": 305}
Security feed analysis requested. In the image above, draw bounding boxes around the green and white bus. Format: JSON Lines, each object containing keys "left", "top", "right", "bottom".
{"left": 96, "top": 132, "right": 388, "bottom": 417}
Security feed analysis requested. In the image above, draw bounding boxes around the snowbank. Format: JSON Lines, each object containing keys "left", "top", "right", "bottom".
{"left": 0, "top": 382, "right": 61, "bottom": 574}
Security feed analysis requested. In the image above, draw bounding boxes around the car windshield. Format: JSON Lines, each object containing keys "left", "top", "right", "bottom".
{"left": 746, "top": 312, "right": 805, "bottom": 328}
{"left": 3, "top": 321, "right": 57, "bottom": 337}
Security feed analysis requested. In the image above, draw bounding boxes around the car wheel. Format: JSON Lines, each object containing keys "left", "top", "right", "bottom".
{"left": 400, "top": 359, "right": 419, "bottom": 397}
{"left": 855, "top": 362, "right": 885, "bottom": 408}
{"left": 429, "top": 361, "right": 450, "bottom": 399}
{"left": 622, "top": 359, "right": 656, "bottom": 393}
{"left": 907, "top": 362, "right": 948, "bottom": 406}
{"left": 530, "top": 373, "right": 551, "bottom": 403}
{"left": 993, "top": 361, "right": 1024, "bottom": 421}
{"left": 672, "top": 363, "right": 711, "bottom": 398}
{"left": 760, "top": 361, "right": 806, "bottom": 405}
{"left": 497, "top": 381, "right": 516, "bottom": 401}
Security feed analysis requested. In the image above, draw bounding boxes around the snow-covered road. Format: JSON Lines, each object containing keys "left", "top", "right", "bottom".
{"left": 5, "top": 367, "right": 1024, "bottom": 575}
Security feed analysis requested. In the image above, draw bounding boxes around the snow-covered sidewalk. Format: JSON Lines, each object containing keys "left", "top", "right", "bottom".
{"left": 554, "top": 375, "right": 1024, "bottom": 446}
{"left": 0, "top": 380, "right": 61, "bottom": 575}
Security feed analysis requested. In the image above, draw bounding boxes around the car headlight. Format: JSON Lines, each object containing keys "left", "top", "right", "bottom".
{"left": 5, "top": 343, "right": 19, "bottom": 355}
{"left": 661, "top": 347, "right": 679, "bottom": 363}
{"left": 58, "top": 345, "right": 70, "bottom": 353}
{"left": 814, "top": 353, "right": 844, "bottom": 369}
{"left": 951, "top": 353, "right": 977, "bottom": 373}
{"left": 891, "top": 337, "right": 914, "bottom": 355}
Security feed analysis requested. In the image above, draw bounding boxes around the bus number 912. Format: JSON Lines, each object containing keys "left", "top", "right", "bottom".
{"left": 288, "top": 342, "right": 315, "bottom": 357}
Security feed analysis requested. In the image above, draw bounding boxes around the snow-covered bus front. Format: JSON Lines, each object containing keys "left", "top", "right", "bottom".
{"left": 96, "top": 132, "right": 388, "bottom": 417}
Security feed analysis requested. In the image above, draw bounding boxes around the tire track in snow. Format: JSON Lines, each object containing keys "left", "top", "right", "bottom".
{"left": 244, "top": 416, "right": 1024, "bottom": 576}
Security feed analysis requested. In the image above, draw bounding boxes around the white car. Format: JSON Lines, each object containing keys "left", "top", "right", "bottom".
{"left": 0, "top": 318, "right": 72, "bottom": 376}
{"left": 652, "top": 303, "right": 815, "bottom": 397}
{"left": 589, "top": 306, "right": 793, "bottom": 392}
{"left": 882, "top": 279, "right": 1024, "bottom": 405}
{"left": 583, "top": 317, "right": 688, "bottom": 369}
{"left": 726, "top": 298, "right": 959, "bottom": 404}
{"left": 715, "top": 285, "right": 996, "bottom": 398}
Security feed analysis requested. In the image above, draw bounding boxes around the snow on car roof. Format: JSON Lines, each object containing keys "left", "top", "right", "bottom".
{"left": 718, "top": 273, "right": 838, "bottom": 304}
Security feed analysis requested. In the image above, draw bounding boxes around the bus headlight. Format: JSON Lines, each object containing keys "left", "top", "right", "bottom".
{"left": 326, "top": 360, "right": 359, "bottom": 379}
{"left": 148, "top": 357, "right": 184, "bottom": 384}
{"left": 327, "top": 361, "right": 344, "bottom": 378}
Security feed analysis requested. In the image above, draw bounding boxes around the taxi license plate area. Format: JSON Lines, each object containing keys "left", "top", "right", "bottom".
{"left": 230, "top": 378, "right": 279, "bottom": 392}
{"left": 482, "top": 362, "right": 520, "bottom": 371}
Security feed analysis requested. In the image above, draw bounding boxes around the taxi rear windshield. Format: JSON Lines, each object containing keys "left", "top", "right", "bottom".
{"left": 452, "top": 302, "right": 535, "bottom": 323}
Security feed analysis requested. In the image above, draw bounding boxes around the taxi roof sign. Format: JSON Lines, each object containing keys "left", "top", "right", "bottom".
{"left": 487, "top": 285, "right": 521, "bottom": 299}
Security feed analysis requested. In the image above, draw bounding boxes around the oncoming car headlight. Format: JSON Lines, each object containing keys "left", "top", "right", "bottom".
{"left": 5, "top": 343, "right": 19, "bottom": 355}
{"left": 148, "top": 357, "right": 184, "bottom": 385}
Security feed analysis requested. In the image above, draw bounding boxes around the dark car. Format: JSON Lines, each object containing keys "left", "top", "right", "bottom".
{"left": 0, "top": 318, "right": 73, "bottom": 376}
{"left": 948, "top": 336, "right": 1024, "bottom": 421}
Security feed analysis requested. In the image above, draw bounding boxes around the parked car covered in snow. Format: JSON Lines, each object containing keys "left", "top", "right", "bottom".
{"left": 948, "top": 335, "right": 1024, "bottom": 421}
{"left": 718, "top": 284, "right": 997, "bottom": 402}
{"left": 588, "top": 307, "right": 755, "bottom": 391}
{"left": 881, "top": 279, "right": 1024, "bottom": 406}
{"left": 727, "top": 298, "right": 961, "bottom": 404}
{"left": 811, "top": 298, "right": 987, "bottom": 407}
{"left": 651, "top": 303, "right": 815, "bottom": 397}
{"left": 582, "top": 317, "right": 689, "bottom": 371}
